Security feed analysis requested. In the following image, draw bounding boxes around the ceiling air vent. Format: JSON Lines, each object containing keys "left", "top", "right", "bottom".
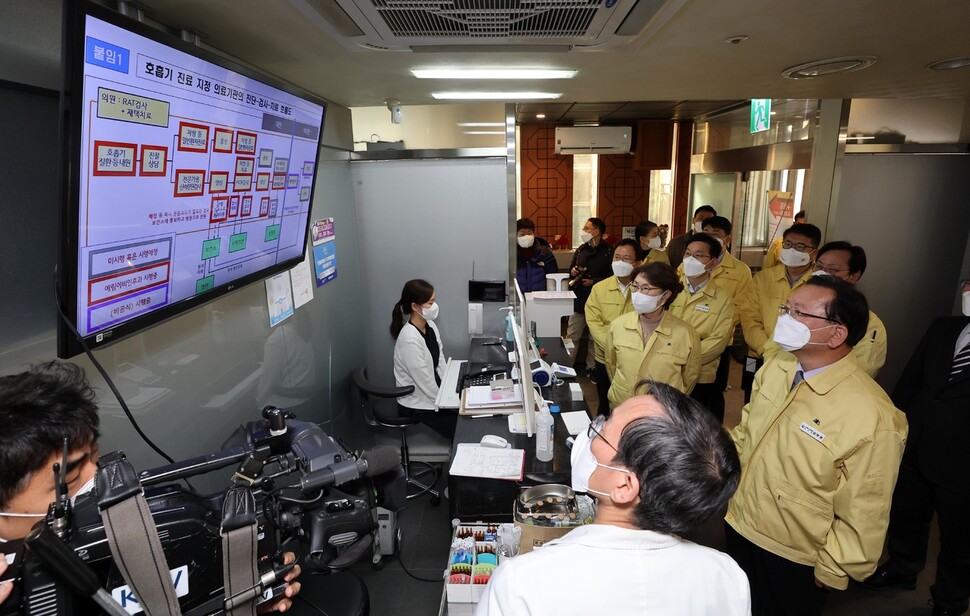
{"left": 290, "top": 0, "right": 685, "bottom": 51}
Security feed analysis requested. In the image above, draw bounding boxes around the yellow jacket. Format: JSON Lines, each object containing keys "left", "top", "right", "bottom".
{"left": 606, "top": 310, "right": 701, "bottom": 408}
{"left": 585, "top": 276, "right": 634, "bottom": 364}
{"left": 642, "top": 249, "right": 670, "bottom": 265}
{"left": 725, "top": 352, "right": 908, "bottom": 590}
{"left": 679, "top": 251, "right": 752, "bottom": 329}
{"left": 740, "top": 264, "right": 813, "bottom": 357}
{"left": 853, "top": 309, "right": 887, "bottom": 378}
{"left": 669, "top": 278, "right": 735, "bottom": 384}
{"left": 762, "top": 237, "right": 783, "bottom": 270}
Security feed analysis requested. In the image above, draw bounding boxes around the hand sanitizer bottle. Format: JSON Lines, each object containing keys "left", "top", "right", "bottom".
{"left": 535, "top": 404, "right": 554, "bottom": 462}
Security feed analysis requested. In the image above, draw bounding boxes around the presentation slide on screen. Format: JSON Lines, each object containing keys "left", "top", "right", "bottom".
{"left": 77, "top": 15, "right": 324, "bottom": 337}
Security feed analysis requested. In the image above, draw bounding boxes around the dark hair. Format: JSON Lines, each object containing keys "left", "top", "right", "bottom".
{"left": 701, "top": 215, "right": 732, "bottom": 236}
{"left": 0, "top": 362, "right": 100, "bottom": 510}
{"left": 516, "top": 218, "right": 536, "bottom": 232}
{"left": 614, "top": 238, "right": 640, "bottom": 255}
{"left": 783, "top": 223, "right": 822, "bottom": 248}
{"left": 805, "top": 276, "right": 870, "bottom": 346}
{"left": 636, "top": 262, "right": 683, "bottom": 308}
{"left": 634, "top": 220, "right": 658, "bottom": 242}
{"left": 612, "top": 380, "right": 740, "bottom": 535}
{"left": 817, "top": 241, "right": 867, "bottom": 276}
{"left": 694, "top": 205, "right": 717, "bottom": 217}
{"left": 390, "top": 279, "right": 434, "bottom": 339}
{"left": 685, "top": 233, "right": 722, "bottom": 260}
{"left": 587, "top": 217, "right": 606, "bottom": 235}
{"left": 794, "top": 210, "right": 807, "bottom": 222}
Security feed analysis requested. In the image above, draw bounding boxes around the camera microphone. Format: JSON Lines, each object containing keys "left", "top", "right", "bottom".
{"left": 299, "top": 446, "right": 400, "bottom": 493}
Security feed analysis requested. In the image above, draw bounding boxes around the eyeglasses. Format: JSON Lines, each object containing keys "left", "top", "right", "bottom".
{"left": 813, "top": 262, "right": 848, "bottom": 275}
{"left": 629, "top": 283, "right": 661, "bottom": 295}
{"left": 587, "top": 415, "right": 617, "bottom": 452}
{"left": 613, "top": 255, "right": 638, "bottom": 264}
{"left": 778, "top": 304, "right": 842, "bottom": 325}
{"left": 683, "top": 252, "right": 712, "bottom": 261}
{"left": 782, "top": 240, "right": 816, "bottom": 253}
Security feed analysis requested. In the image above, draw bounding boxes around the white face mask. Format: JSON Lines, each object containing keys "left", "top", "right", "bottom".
{"left": 516, "top": 234, "right": 535, "bottom": 249}
{"left": 693, "top": 221, "right": 704, "bottom": 233}
{"left": 633, "top": 290, "right": 665, "bottom": 314}
{"left": 0, "top": 476, "right": 96, "bottom": 519}
{"left": 682, "top": 256, "right": 708, "bottom": 278}
{"left": 580, "top": 231, "right": 593, "bottom": 244}
{"left": 421, "top": 302, "right": 439, "bottom": 321}
{"left": 570, "top": 429, "right": 631, "bottom": 498}
{"left": 772, "top": 314, "right": 835, "bottom": 352}
{"left": 646, "top": 236, "right": 662, "bottom": 250}
{"left": 963, "top": 291, "right": 970, "bottom": 317}
{"left": 611, "top": 260, "right": 634, "bottom": 278}
{"left": 780, "top": 246, "right": 811, "bottom": 268}
{"left": 712, "top": 236, "right": 725, "bottom": 247}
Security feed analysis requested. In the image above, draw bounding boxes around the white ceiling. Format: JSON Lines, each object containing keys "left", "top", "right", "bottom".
{"left": 3, "top": 0, "right": 970, "bottom": 117}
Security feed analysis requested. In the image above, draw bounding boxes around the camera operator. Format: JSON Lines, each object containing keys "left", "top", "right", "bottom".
{"left": 0, "top": 361, "right": 301, "bottom": 612}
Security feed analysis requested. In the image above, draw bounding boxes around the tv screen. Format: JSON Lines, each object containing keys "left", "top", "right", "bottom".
{"left": 58, "top": 2, "right": 326, "bottom": 357}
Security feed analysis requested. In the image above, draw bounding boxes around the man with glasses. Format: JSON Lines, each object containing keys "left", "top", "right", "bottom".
{"left": 739, "top": 222, "right": 822, "bottom": 402}
{"left": 862, "top": 278, "right": 970, "bottom": 616}
{"left": 566, "top": 217, "right": 613, "bottom": 377}
{"left": 669, "top": 234, "right": 735, "bottom": 422}
{"left": 585, "top": 238, "right": 638, "bottom": 415}
{"left": 813, "top": 241, "right": 887, "bottom": 377}
{"left": 477, "top": 382, "right": 750, "bottom": 616}
{"left": 725, "top": 276, "right": 907, "bottom": 616}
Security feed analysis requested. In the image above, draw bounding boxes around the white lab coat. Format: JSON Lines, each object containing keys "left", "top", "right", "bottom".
{"left": 393, "top": 320, "right": 445, "bottom": 410}
{"left": 476, "top": 524, "right": 751, "bottom": 616}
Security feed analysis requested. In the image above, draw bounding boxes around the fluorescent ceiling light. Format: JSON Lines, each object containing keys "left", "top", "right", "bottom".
{"left": 457, "top": 122, "right": 505, "bottom": 127}
{"left": 432, "top": 92, "right": 562, "bottom": 100}
{"left": 413, "top": 68, "right": 577, "bottom": 79}
{"left": 464, "top": 131, "right": 505, "bottom": 135}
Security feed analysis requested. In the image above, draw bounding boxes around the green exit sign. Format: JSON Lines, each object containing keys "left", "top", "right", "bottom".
{"left": 750, "top": 99, "right": 771, "bottom": 133}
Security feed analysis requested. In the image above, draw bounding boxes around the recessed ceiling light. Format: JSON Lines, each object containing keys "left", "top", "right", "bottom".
{"left": 927, "top": 57, "right": 970, "bottom": 70}
{"left": 412, "top": 68, "right": 577, "bottom": 79}
{"left": 782, "top": 56, "right": 877, "bottom": 79}
{"left": 724, "top": 35, "right": 748, "bottom": 45}
{"left": 457, "top": 122, "right": 505, "bottom": 127}
{"left": 432, "top": 92, "right": 562, "bottom": 100}
{"left": 536, "top": 114, "right": 546, "bottom": 119}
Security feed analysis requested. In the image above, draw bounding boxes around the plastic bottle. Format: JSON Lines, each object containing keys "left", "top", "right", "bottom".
{"left": 535, "top": 404, "right": 554, "bottom": 462}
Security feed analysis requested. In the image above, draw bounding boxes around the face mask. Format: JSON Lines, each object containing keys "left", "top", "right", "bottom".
{"left": 421, "top": 302, "right": 439, "bottom": 321}
{"left": 682, "top": 256, "right": 708, "bottom": 278}
{"left": 693, "top": 221, "right": 704, "bottom": 233}
{"left": 580, "top": 231, "right": 593, "bottom": 244}
{"left": 772, "top": 314, "right": 835, "bottom": 352}
{"left": 812, "top": 269, "right": 832, "bottom": 278}
{"left": 0, "top": 476, "right": 96, "bottom": 520}
{"left": 516, "top": 234, "right": 535, "bottom": 249}
{"left": 570, "top": 429, "right": 631, "bottom": 498}
{"left": 633, "top": 290, "right": 665, "bottom": 314}
{"left": 712, "top": 237, "right": 725, "bottom": 246}
{"left": 611, "top": 260, "right": 634, "bottom": 278}
{"left": 646, "top": 236, "right": 662, "bottom": 250}
{"left": 780, "top": 246, "right": 811, "bottom": 267}
{"left": 963, "top": 291, "right": 970, "bottom": 317}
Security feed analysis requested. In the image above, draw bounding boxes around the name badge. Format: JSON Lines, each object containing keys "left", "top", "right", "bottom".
{"left": 695, "top": 305, "right": 710, "bottom": 312}
{"left": 799, "top": 422, "right": 825, "bottom": 443}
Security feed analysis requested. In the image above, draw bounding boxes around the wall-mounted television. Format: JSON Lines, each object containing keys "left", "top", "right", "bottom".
{"left": 58, "top": 1, "right": 326, "bottom": 358}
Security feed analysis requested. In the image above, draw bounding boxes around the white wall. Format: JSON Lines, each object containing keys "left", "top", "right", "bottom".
{"left": 848, "top": 99, "right": 967, "bottom": 143}
{"left": 351, "top": 103, "right": 505, "bottom": 150}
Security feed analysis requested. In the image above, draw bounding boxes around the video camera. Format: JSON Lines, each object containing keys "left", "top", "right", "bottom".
{"left": 2, "top": 406, "right": 405, "bottom": 615}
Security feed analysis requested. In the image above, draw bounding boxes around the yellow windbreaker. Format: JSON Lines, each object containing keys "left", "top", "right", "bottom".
{"left": 679, "top": 251, "right": 752, "bottom": 329}
{"left": 853, "top": 309, "right": 887, "bottom": 378}
{"left": 642, "top": 249, "right": 670, "bottom": 265}
{"left": 740, "top": 264, "right": 813, "bottom": 357}
{"left": 584, "top": 276, "right": 634, "bottom": 364}
{"left": 669, "top": 278, "right": 735, "bottom": 384}
{"left": 725, "top": 352, "right": 908, "bottom": 590}
{"left": 605, "top": 310, "right": 701, "bottom": 408}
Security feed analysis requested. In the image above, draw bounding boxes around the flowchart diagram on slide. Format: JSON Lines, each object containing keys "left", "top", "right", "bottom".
{"left": 77, "top": 16, "right": 324, "bottom": 336}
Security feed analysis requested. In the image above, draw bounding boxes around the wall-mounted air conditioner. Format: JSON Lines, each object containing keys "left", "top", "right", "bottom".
{"left": 555, "top": 127, "right": 632, "bottom": 155}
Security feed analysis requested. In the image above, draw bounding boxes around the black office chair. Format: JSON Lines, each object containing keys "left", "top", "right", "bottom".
{"left": 351, "top": 368, "right": 441, "bottom": 505}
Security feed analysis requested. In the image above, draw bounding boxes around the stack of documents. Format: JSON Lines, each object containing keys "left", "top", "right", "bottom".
{"left": 460, "top": 384, "right": 524, "bottom": 415}
{"left": 449, "top": 444, "right": 525, "bottom": 481}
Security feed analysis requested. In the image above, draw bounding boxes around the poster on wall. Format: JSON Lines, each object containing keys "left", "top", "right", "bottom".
{"left": 265, "top": 271, "right": 294, "bottom": 326}
{"left": 311, "top": 218, "right": 337, "bottom": 287}
{"left": 765, "top": 190, "right": 795, "bottom": 246}
{"left": 290, "top": 248, "right": 315, "bottom": 309}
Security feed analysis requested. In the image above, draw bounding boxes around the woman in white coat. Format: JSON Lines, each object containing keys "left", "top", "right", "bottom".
{"left": 390, "top": 279, "right": 455, "bottom": 439}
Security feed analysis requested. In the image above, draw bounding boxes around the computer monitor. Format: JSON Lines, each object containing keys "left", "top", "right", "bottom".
{"left": 513, "top": 280, "right": 537, "bottom": 437}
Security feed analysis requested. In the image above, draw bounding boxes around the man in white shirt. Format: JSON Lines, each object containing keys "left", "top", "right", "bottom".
{"left": 476, "top": 381, "right": 750, "bottom": 616}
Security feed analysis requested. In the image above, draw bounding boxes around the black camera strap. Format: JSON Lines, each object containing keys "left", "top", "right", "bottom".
{"left": 221, "top": 485, "right": 260, "bottom": 616}
{"left": 95, "top": 451, "right": 183, "bottom": 616}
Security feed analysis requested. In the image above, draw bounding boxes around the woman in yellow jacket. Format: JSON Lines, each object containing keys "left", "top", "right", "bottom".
{"left": 606, "top": 262, "right": 702, "bottom": 409}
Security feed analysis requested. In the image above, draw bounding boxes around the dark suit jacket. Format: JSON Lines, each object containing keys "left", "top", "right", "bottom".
{"left": 892, "top": 316, "right": 970, "bottom": 490}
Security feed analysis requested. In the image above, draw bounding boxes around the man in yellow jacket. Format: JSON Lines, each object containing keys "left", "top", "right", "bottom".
{"left": 585, "top": 239, "right": 637, "bottom": 415}
{"left": 725, "top": 276, "right": 907, "bottom": 616}
{"left": 669, "top": 234, "right": 735, "bottom": 422}
{"left": 812, "top": 241, "right": 887, "bottom": 378}
{"left": 739, "top": 222, "right": 821, "bottom": 402}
